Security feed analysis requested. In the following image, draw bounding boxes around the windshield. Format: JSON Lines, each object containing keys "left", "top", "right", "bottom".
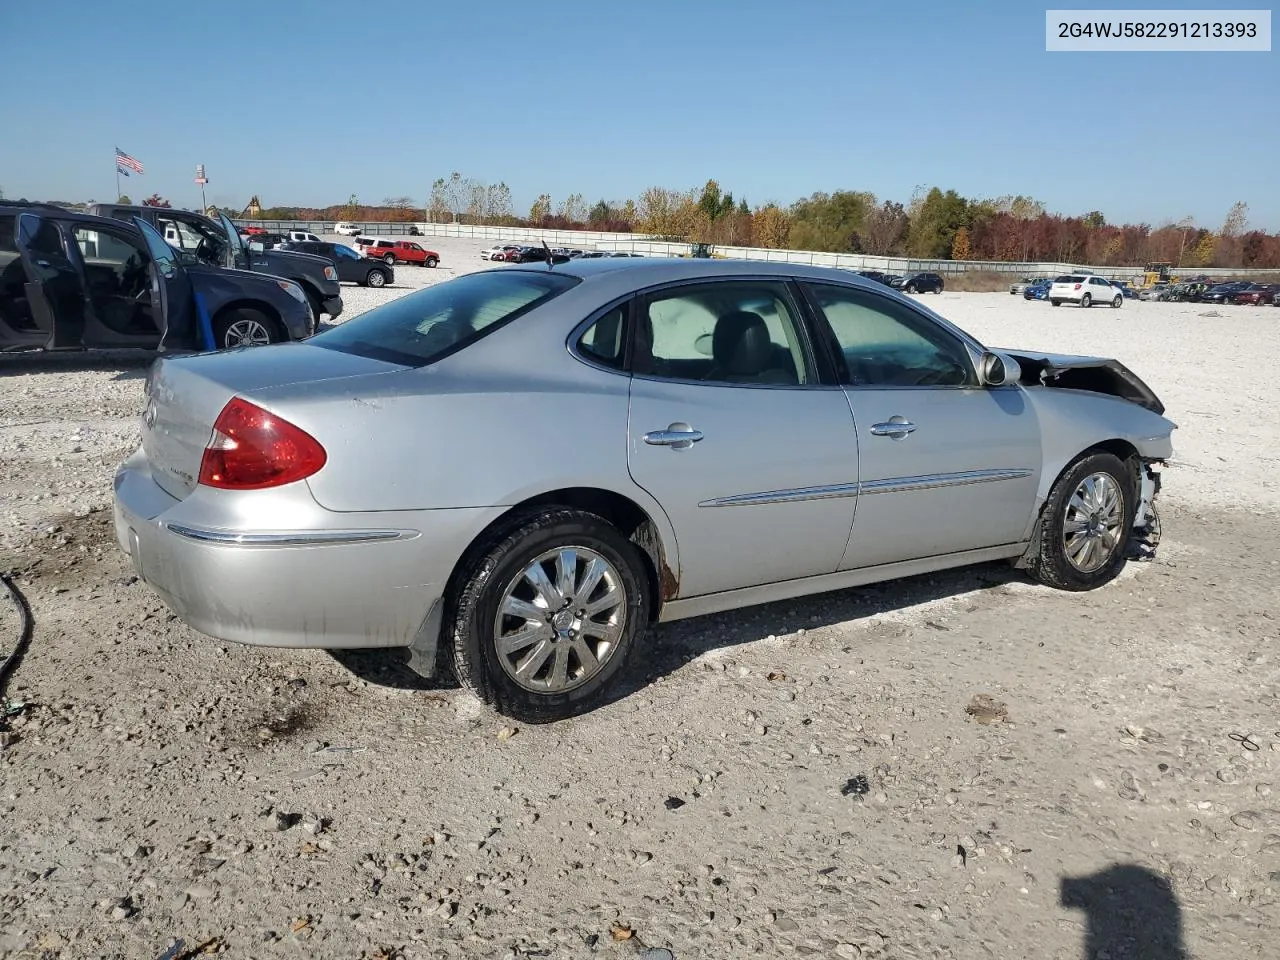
{"left": 310, "top": 269, "right": 579, "bottom": 366}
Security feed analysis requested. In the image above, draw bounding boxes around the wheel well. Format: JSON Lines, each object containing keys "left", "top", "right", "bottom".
{"left": 209, "top": 300, "right": 284, "bottom": 338}
{"left": 447, "top": 488, "right": 674, "bottom": 623}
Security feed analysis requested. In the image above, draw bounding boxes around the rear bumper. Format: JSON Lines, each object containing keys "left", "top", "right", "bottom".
{"left": 111, "top": 447, "right": 502, "bottom": 651}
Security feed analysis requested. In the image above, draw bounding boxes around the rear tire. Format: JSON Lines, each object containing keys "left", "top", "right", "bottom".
{"left": 1051, "top": 299, "right": 1061, "bottom": 306}
{"left": 1081, "top": 293, "right": 1092, "bottom": 308}
{"left": 448, "top": 508, "right": 649, "bottom": 723}
{"left": 1027, "top": 451, "right": 1135, "bottom": 592}
{"left": 212, "top": 308, "right": 280, "bottom": 349}
{"left": 383, "top": 253, "right": 395, "bottom": 265}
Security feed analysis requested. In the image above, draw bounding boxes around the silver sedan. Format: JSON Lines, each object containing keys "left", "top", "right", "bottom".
{"left": 114, "top": 259, "right": 1175, "bottom": 721}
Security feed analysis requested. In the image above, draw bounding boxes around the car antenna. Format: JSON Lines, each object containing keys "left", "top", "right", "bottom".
{"left": 542, "top": 239, "right": 554, "bottom": 270}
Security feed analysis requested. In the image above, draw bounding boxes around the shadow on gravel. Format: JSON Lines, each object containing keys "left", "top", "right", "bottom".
{"left": 329, "top": 561, "right": 1020, "bottom": 703}
{"left": 328, "top": 648, "right": 459, "bottom": 693}
{"left": 0, "top": 349, "right": 155, "bottom": 381}
{"left": 1061, "top": 863, "right": 1187, "bottom": 959}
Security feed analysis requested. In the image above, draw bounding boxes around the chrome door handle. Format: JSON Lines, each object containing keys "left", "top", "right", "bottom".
{"left": 644, "top": 422, "right": 704, "bottom": 449}
{"left": 869, "top": 419, "right": 916, "bottom": 439}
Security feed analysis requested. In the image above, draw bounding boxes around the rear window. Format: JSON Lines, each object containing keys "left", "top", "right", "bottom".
{"left": 1055, "top": 275, "right": 1084, "bottom": 283}
{"left": 311, "top": 270, "right": 579, "bottom": 367}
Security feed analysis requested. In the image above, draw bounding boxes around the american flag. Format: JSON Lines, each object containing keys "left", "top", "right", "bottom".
{"left": 115, "top": 147, "right": 144, "bottom": 175}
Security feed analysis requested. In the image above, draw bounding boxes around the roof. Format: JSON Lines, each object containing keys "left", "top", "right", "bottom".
{"left": 505, "top": 255, "right": 888, "bottom": 290}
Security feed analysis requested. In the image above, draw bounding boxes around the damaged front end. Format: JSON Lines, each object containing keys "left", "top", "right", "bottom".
{"left": 1127, "top": 458, "right": 1163, "bottom": 561}
{"left": 1001, "top": 350, "right": 1166, "bottom": 416}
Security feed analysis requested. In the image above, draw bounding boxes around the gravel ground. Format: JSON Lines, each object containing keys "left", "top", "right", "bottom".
{"left": 1, "top": 255, "right": 1278, "bottom": 959}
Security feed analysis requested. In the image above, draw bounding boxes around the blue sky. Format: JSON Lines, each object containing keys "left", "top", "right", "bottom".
{"left": 1, "top": 0, "right": 1276, "bottom": 229}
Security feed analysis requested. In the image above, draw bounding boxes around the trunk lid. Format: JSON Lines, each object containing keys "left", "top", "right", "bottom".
{"left": 141, "top": 343, "right": 404, "bottom": 500}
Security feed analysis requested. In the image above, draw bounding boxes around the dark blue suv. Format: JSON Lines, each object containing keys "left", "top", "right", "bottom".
{"left": 1, "top": 204, "right": 314, "bottom": 353}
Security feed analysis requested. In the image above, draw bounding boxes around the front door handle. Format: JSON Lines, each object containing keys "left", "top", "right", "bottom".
{"left": 869, "top": 419, "right": 916, "bottom": 439}
{"left": 644, "top": 422, "right": 704, "bottom": 450}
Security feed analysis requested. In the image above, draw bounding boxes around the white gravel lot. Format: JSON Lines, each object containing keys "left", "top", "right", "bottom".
{"left": 1, "top": 247, "right": 1278, "bottom": 959}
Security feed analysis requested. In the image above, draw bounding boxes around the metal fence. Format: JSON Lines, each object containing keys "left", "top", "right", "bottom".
{"left": 230, "top": 218, "right": 1274, "bottom": 280}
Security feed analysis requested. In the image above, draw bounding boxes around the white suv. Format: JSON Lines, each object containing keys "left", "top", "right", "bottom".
{"left": 1050, "top": 274, "right": 1124, "bottom": 308}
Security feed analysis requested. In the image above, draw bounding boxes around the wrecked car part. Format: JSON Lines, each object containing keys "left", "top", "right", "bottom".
{"left": 0, "top": 575, "right": 35, "bottom": 722}
{"left": 1002, "top": 351, "right": 1166, "bottom": 415}
{"left": 1126, "top": 460, "right": 1164, "bottom": 561}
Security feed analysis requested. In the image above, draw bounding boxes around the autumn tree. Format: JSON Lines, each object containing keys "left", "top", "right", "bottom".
{"left": 429, "top": 172, "right": 472, "bottom": 223}
{"left": 860, "top": 200, "right": 908, "bottom": 255}
{"left": 529, "top": 193, "right": 552, "bottom": 224}
{"left": 950, "top": 226, "right": 971, "bottom": 261}
{"left": 558, "top": 193, "right": 587, "bottom": 224}
{"left": 906, "top": 188, "right": 968, "bottom": 258}
{"left": 117, "top": 194, "right": 131, "bottom": 204}
{"left": 787, "top": 190, "right": 874, "bottom": 252}
{"left": 1215, "top": 201, "right": 1248, "bottom": 267}
{"left": 637, "top": 186, "right": 694, "bottom": 237}
{"left": 748, "top": 204, "right": 789, "bottom": 248}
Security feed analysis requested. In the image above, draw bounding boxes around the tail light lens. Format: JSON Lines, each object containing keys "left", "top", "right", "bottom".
{"left": 1074, "top": 283, "right": 1082, "bottom": 290}
{"left": 198, "top": 398, "right": 326, "bottom": 490}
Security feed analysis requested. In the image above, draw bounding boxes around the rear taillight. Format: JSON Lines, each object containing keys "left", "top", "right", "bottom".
{"left": 1074, "top": 283, "right": 1082, "bottom": 290}
{"left": 198, "top": 398, "right": 326, "bottom": 490}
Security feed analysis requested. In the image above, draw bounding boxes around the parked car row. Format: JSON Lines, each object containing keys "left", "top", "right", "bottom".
{"left": 854, "top": 270, "right": 945, "bottom": 294}
{"left": 1143, "top": 279, "right": 1280, "bottom": 305}
{"left": 481, "top": 243, "right": 647, "bottom": 263}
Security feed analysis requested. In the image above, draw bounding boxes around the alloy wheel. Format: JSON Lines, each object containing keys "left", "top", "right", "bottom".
{"left": 492, "top": 546, "right": 626, "bottom": 693}
{"left": 1062, "top": 472, "right": 1125, "bottom": 573}
{"left": 223, "top": 318, "right": 272, "bottom": 347}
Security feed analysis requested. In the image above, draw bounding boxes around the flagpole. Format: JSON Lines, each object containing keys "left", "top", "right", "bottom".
{"left": 114, "top": 152, "right": 120, "bottom": 202}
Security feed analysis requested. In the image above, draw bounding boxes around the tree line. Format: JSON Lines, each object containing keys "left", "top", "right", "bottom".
{"left": 245, "top": 176, "right": 1280, "bottom": 269}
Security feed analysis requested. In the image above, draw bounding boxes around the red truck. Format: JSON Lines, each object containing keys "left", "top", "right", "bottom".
{"left": 358, "top": 238, "right": 440, "bottom": 267}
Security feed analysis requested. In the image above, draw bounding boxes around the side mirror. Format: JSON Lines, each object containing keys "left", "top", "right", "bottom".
{"left": 980, "top": 351, "right": 1021, "bottom": 387}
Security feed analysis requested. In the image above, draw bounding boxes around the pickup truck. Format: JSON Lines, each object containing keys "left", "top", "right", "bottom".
{"left": 86, "top": 204, "right": 344, "bottom": 321}
{"left": 359, "top": 238, "right": 439, "bottom": 267}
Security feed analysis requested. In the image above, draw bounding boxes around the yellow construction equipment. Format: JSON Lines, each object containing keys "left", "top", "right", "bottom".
{"left": 1138, "top": 262, "right": 1177, "bottom": 288}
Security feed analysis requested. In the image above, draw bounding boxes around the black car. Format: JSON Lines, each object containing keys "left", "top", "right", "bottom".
{"left": 855, "top": 270, "right": 894, "bottom": 286}
{"left": 1, "top": 203, "right": 314, "bottom": 353}
{"left": 900, "top": 272, "right": 945, "bottom": 294}
{"left": 278, "top": 240, "right": 394, "bottom": 287}
{"left": 86, "top": 204, "right": 343, "bottom": 321}
{"left": 512, "top": 246, "right": 571, "bottom": 264}
{"left": 1198, "top": 281, "right": 1250, "bottom": 305}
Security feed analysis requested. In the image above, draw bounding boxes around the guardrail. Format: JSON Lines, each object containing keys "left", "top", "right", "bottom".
{"left": 230, "top": 219, "right": 1274, "bottom": 279}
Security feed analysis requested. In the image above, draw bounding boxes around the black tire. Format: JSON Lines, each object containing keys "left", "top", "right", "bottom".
{"left": 383, "top": 253, "right": 396, "bottom": 265}
{"left": 306, "top": 289, "right": 324, "bottom": 320}
{"left": 366, "top": 269, "right": 387, "bottom": 288}
{"left": 905, "top": 284, "right": 916, "bottom": 294}
{"left": 1081, "top": 293, "right": 1092, "bottom": 308}
{"left": 425, "top": 256, "right": 438, "bottom": 268}
{"left": 1111, "top": 295, "right": 1123, "bottom": 308}
{"left": 211, "top": 307, "right": 281, "bottom": 349}
{"left": 934, "top": 285, "right": 943, "bottom": 294}
{"left": 1027, "top": 451, "right": 1135, "bottom": 592}
{"left": 448, "top": 508, "right": 650, "bottom": 723}
{"left": 1051, "top": 299, "right": 1061, "bottom": 306}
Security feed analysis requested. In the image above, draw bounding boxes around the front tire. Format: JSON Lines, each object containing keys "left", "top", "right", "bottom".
{"left": 1027, "top": 451, "right": 1135, "bottom": 592}
{"left": 366, "top": 269, "right": 387, "bottom": 288}
{"left": 449, "top": 509, "right": 650, "bottom": 723}
{"left": 212, "top": 308, "right": 280, "bottom": 349}
{"left": 1051, "top": 299, "right": 1061, "bottom": 306}
{"left": 1112, "top": 295, "right": 1123, "bottom": 308}
{"left": 426, "top": 256, "right": 438, "bottom": 268}
{"left": 1081, "top": 293, "right": 1092, "bottom": 308}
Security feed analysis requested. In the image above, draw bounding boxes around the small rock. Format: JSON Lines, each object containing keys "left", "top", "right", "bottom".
{"left": 110, "top": 905, "right": 132, "bottom": 922}
{"left": 1230, "top": 811, "right": 1262, "bottom": 831}
{"left": 836, "top": 945, "right": 861, "bottom": 959}
{"left": 1217, "top": 768, "right": 1240, "bottom": 784}
{"left": 1256, "top": 784, "right": 1272, "bottom": 797}
{"left": 639, "top": 950, "right": 675, "bottom": 960}
{"left": 664, "top": 797, "right": 686, "bottom": 811}
{"left": 434, "top": 900, "right": 457, "bottom": 920}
